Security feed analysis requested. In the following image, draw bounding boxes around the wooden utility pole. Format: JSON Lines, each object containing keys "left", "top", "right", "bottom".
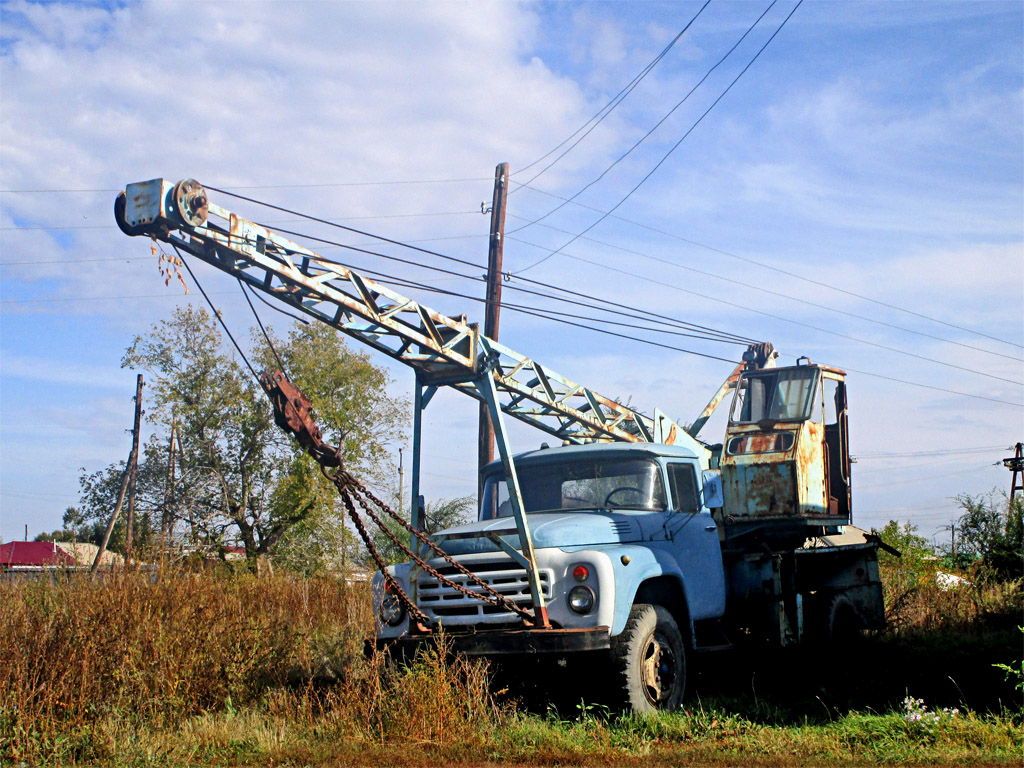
{"left": 478, "top": 162, "right": 509, "bottom": 500}
{"left": 398, "top": 446, "right": 405, "bottom": 519}
{"left": 124, "top": 374, "right": 144, "bottom": 563}
{"left": 92, "top": 375, "right": 143, "bottom": 574}
{"left": 1005, "top": 442, "right": 1023, "bottom": 501}
{"left": 161, "top": 421, "right": 177, "bottom": 546}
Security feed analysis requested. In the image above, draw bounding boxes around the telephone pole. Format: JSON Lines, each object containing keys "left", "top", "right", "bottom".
{"left": 92, "top": 374, "right": 144, "bottom": 574}
{"left": 1004, "top": 442, "right": 1023, "bottom": 501}
{"left": 161, "top": 421, "right": 177, "bottom": 546}
{"left": 478, "top": 163, "right": 509, "bottom": 501}
{"left": 398, "top": 446, "right": 405, "bottom": 518}
{"left": 125, "top": 374, "right": 144, "bottom": 563}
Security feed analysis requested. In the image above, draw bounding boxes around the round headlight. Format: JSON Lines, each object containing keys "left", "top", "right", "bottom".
{"left": 380, "top": 592, "right": 406, "bottom": 626}
{"left": 567, "top": 585, "right": 596, "bottom": 615}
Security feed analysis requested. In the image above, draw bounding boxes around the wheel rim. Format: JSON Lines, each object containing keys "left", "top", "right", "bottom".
{"left": 640, "top": 631, "right": 677, "bottom": 705}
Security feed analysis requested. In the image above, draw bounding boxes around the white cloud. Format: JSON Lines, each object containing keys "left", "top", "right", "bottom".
{"left": 0, "top": 1, "right": 1020, "bottom": 542}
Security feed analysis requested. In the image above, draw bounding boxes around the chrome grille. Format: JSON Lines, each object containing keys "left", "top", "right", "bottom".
{"left": 416, "top": 559, "right": 552, "bottom": 624}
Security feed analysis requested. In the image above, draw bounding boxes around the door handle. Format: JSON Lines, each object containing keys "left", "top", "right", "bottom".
{"left": 704, "top": 525, "right": 717, "bottom": 531}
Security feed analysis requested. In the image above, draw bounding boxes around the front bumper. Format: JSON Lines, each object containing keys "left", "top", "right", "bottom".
{"left": 374, "top": 625, "right": 610, "bottom": 656}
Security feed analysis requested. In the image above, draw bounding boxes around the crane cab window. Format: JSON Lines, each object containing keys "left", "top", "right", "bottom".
{"left": 731, "top": 367, "right": 819, "bottom": 424}
{"left": 667, "top": 463, "right": 701, "bottom": 515}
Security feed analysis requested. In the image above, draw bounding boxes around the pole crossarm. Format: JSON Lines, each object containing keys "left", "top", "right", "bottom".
{"left": 117, "top": 178, "right": 704, "bottom": 452}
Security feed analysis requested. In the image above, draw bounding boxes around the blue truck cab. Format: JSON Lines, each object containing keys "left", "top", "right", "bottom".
{"left": 374, "top": 442, "right": 727, "bottom": 711}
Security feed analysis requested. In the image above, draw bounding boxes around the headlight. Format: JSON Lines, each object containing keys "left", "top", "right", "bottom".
{"left": 380, "top": 592, "right": 406, "bottom": 626}
{"left": 567, "top": 585, "right": 596, "bottom": 614}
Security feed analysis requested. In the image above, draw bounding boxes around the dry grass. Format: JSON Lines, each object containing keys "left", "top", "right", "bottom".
{"left": 1, "top": 565, "right": 1020, "bottom": 766}
{"left": 881, "top": 557, "right": 1023, "bottom": 635}
{"left": 1, "top": 568, "right": 389, "bottom": 762}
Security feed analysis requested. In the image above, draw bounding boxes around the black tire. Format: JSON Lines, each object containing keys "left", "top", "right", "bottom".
{"left": 609, "top": 604, "right": 686, "bottom": 714}
{"left": 827, "top": 594, "right": 861, "bottom": 646}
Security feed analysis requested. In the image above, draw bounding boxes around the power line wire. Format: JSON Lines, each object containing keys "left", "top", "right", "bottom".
{"left": 856, "top": 462, "right": 999, "bottom": 490}
{"left": 514, "top": 0, "right": 803, "bottom": 274}
{"left": 238, "top": 239, "right": 1024, "bottom": 406}
{"left": 174, "top": 247, "right": 259, "bottom": 381}
{"left": 260, "top": 223, "right": 754, "bottom": 347}
{"left": 348, "top": 269, "right": 741, "bottom": 364}
{"left": 511, "top": 0, "right": 777, "bottom": 235}
{"left": 340, "top": 260, "right": 750, "bottom": 347}
{"left": 510, "top": 238, "right": 1024, "bottom": 388}
{"left": 0, "top": 291, "right": 231, "bottom": 305}
{"left": 234, "top": 195, "right": 1024, "bottom": 376}
{"left": 839, "top": 365, "right": 1021, "bottom": 408}
{"left": 207, "top": 187, "right": 757, "bottom": 345}
{"left": 514, "top": 0, "right": 713, "bottom": 182}
{"left": 222, "top": 178, "right": 490, "bottom": 190}
{"left": 0, "top": 209, "right": 479, "bottom": 234}
{"left": 511, "top": 181, "right": 1024, "bottom": 351}
{"left": 11, "top": 238, "right": 1018, "bottom": 409}
{"left": 856, "top": 456, "right": 997, "bottom": 475}
{"left": 161, "top": 189, "right": 1022, "bottom": 407}
{"left": 855, "top": 445, "right": 1009, "bottom": 460}
{"left": 506, "top": 213, "right": 1024, "bottom": 365}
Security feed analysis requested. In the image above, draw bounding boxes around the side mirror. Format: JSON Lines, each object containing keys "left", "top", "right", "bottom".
{"left": 701, "top": 470, "right": 724, "bottom": 509}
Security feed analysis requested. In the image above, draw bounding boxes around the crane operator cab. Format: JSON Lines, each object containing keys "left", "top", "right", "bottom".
{"left": 718, "top": 358, "right": 850, "bottom": 549}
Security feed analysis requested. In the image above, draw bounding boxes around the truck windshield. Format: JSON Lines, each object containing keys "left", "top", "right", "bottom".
{"left": 731, "top": 367, "right": 818, "bottom": 424}
{"left": 481, "top": 458, "right": 667, "bottom": 520}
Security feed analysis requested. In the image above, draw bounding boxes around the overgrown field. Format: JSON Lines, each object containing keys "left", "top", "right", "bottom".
{"left": 1, "top": 564, "right": 1020, "bottom": 767}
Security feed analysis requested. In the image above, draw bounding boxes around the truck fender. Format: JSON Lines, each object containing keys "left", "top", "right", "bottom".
{"left": 603, "top": 545, "right": 695, "bottom": 643}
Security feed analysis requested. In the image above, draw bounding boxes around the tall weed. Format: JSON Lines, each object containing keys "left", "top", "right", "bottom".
{"left": 0, "top": 568, "right": 367, "bottom": 761}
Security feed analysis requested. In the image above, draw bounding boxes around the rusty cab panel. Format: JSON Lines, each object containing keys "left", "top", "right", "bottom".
{"left": 719, "top": 360, "right": 850, "bottom": 549}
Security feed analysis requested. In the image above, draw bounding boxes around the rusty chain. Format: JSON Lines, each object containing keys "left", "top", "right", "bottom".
{"left": 333, "top": 477, "right": 432, "bottom": 627}
{"left": 328, "top": 466, "right": 535, "bottom": 622}
{"left": 259, "top": 369, "right": 535, "bottom": 627}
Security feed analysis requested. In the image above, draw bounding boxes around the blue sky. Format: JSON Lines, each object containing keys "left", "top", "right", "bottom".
{"left": 1, "top": 0, "right": 1021, "bottom": 547}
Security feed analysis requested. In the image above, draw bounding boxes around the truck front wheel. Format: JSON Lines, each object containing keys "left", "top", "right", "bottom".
{"left": 609, "top": 604, "right": 685, "bottom": 714}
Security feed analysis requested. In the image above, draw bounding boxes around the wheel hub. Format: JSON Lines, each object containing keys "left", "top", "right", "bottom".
{"left": 641, "top": 636, "right": 663, "bottom": 703}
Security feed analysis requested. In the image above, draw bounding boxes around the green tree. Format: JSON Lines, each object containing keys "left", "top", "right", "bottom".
{"left": 35, "top": 507, "right": 103, "bottom": 544}
{"left": 950, "top": 490, "right": 1023, "bottom": 580}
{"left": 875, "top": 520, "right": 934, "bottom": 570}
{"left": 79, "top": 305, "right": 406, "bottom": 567}
{"left": 76, "top": 449, "right": 168, "bottom": 553}
{"left": 364, "top": 494, "right": 476, "bottom": 566}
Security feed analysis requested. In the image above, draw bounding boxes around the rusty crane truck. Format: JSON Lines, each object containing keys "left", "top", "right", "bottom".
{"left": 116, "top": 177, "right": 885, "bottom": 713}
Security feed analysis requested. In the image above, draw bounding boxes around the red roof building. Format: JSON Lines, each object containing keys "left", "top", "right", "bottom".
{"left": 0, "top": 541, "right": 76, "bottom": 569}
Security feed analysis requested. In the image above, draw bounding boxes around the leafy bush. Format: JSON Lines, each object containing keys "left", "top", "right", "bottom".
{"left": 949, "top": 490, "right": 1023, "bottom": 581}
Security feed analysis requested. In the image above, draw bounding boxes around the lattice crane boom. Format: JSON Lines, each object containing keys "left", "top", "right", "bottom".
{"left": 116, "top": 178, "right": 709, "bottom": 459}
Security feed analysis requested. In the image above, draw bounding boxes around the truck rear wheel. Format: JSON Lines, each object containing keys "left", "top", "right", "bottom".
{"left": 609, "top": 604, "right": 685, "bottom": 714}
{"left": 827, "top": 594, "right": 861, "bottom": 645}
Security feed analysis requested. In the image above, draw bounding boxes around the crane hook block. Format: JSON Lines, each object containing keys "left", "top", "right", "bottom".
{"left": 259, "top": 369, "right": 342, "bottom": 468}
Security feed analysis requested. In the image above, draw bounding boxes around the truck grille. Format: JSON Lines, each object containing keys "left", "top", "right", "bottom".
{"left": 416, "top": 559, "right": 552, "bottom": 624}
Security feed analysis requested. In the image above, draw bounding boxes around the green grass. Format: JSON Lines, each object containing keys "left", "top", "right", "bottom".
{"left": 11, "top": 694, "right": 1018, "bottom": 767}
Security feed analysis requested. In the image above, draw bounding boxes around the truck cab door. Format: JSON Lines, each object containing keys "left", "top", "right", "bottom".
{"left": 822, "top": 375, "right": 851, "bottom": 518}
{"left": 664, "top": 462, "right": 726, "bottom": 621}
